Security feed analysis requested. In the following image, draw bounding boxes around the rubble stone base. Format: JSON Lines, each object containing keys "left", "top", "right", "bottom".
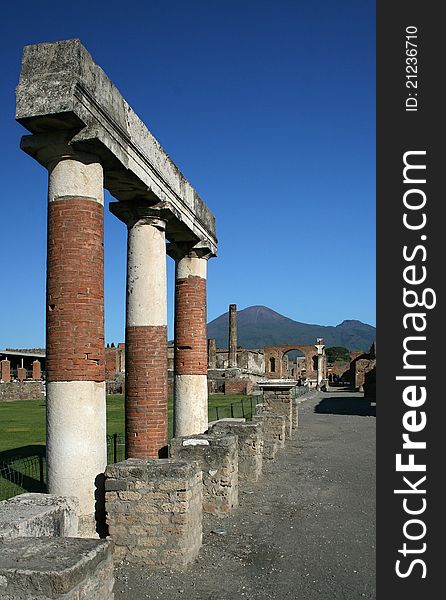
{"left": 170, "top": 434, "right": 238, "bottom": 516}
{"left": 208, "top": 421, "right": 263, "bottom": 483}
{"left": 105, "top": 459, "right": 202, "bottom": 567}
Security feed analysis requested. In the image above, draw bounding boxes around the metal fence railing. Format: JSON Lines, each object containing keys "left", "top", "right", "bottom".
{"left": 209, "top": 395, "right": 258, "bottom": 422}
{"left": 0, "top": 450, "right": 46, "bottom": 502}
{"left": 2, "top": 391, "right": 310, "bottom": 502}
{"left": 0, "top": 435, "right": 126, "bottom": 502}
{"left": 106, "top": 433, "right": 125, "bottom": 465}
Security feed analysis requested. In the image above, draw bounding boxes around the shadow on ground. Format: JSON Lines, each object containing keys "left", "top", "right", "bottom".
{"left": 314, "top": 396, "right": 376, "bottom": 417}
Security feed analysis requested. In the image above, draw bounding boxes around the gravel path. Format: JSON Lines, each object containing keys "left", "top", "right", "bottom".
{"left": 114, "top": 389, "right": 376, "bottom": 599}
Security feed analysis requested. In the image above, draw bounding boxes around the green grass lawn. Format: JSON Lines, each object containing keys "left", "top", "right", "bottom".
{"left": 0, "top": 393, "right": 255, "bottom": 454}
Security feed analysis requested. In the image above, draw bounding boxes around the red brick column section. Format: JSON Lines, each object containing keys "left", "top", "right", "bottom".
{"left": 173, "top": 251, "right": 210, "bottom": 437}
{"left": 125, "top": 325, "right": 168, "bottom": 458}
{"left": 174, "top": 276, "right": 208, "bottom": 376}
{"left": 46, "top": 198, "right": 105, "bottom": 382}
{"left": 32, "top": 360, "right": 41, "bottom": 380}
{"left": 17, "top": 367, "right": 27, "bottom": 381}
{"left": 1, "top": 360, "right": 11, "bottom": 382}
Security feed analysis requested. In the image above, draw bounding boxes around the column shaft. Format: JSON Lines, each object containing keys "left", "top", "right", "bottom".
{"left": 46, "top": 156, "right": 106, "bottom": 537}
{"left": 228, "top": 304, "right": 237, "bottom": 368}
{"left": 174, "top": 255, "right": 208, "bottom": 436}
{"left": 317, "top": 354, "right": 324, "bottom": 387}
{"left": 125, "top": 218, "right": 168, "bottom": 459}
{"left": 208, "top": 338, "right": 217, "bottom": 369}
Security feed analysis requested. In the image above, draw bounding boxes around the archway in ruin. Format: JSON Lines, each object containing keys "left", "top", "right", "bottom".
{"left": 263, "top": 344, "right": 318, "bottom": 380}
{"left": 282, "top": 349, "right": 306, "bottom": 380}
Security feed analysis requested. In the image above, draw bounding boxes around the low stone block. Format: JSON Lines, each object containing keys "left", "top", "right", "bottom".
{"left": 252, "top": 413, "right": 286, "bottom": 460}
{"left": 170, "top": 434, "right": 238, "bottom": 516}
{"left": 208, "top": 421, "right": 263, "bottom": 483}
{"left": 292, "top": 399, "right": 299, "bottom": 430}
{"left": 0, "top": 493, "right": 79, "bottom": 542}
{"left": 0, "top": 537, "right": 114, "bottom": 599}
{"left": 105, "top": 459, "right": 202, "bottom": 567}
{"left": 262, "top": 390, "right": 293, "bottom": 439}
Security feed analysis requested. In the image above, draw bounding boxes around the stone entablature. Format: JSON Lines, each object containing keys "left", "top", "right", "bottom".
{"left": 16, "top": 40, "right": 216, "bottom": 254}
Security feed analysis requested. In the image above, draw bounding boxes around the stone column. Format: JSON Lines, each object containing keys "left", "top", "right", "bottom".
{"left": 173, "top": 248, "right": 209, "bottom": 436}
{"left": 315, "top": 339, "right": 325, "bottom": 390}
{"left": 110, "top": 203, "right": 168, "bottom": 459}
{"left": 32, "top": 360, "right": 41, "bottom": 380}
{"left": 208, "top": 338, "right": 217, "bottom": 369}
{"left": 228, "top": 303, "right": 237, "bottom": 368}
{"left": 46, "top": 152, "right": 106, "bottom": 537}
{"left": 1, "top": 360, "right": 11, "bottom": 382}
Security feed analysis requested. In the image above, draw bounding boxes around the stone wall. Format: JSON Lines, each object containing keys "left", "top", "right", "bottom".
{"left": 105, "top": 459, "right": 202, "bottom": 566}
{"left": 224, "top": 379, "right": 253, "bottom": 395}
{"left": 169, "top": 434, "right": 238, "bottom": 516}
{"left": 0, "top": 381, "right": 45, "bottom": 402}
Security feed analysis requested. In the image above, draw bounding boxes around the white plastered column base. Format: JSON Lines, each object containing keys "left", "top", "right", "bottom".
{"left": 46, "top": 381, "right": 107, "bottom": 537}
{"left": 174, "top": 375, "right": 209, "bottom": 436}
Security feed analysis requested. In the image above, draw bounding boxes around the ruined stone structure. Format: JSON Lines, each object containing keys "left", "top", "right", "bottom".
{"left": 206, "top": 304, "right": 266, "bottom": 394}
{"left": 105, "top": 459, "right": 202, "bottom": 566}
{"left": 351, "top": 342, "right": 376, "bottom": 392}
{"left": 257, "top": 380, "right": 296, "bottom": 439}
{"left": 264, "top": 344, "right": 320, "bottom": 381}
{"left": 170, "top": 434, "right": 239, "bottom": 516}
{"left": 16, "top": 39, "right": 217, "bottom": 534}
{"left": 208, "top": 420, "right": 263, "bottom": 483}
{"left": 0, "top": 493, "right": 114, "bottom": 597}
{"left": 0, "top": 350, "right": 45, "bottom": 383}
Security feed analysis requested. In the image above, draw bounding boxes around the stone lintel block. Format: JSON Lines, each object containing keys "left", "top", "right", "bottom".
{"left": 208, "top": 421, "right": 263, "bottom": 483}
{"left": 0, "top": 537, "right": 113, "bottom": 599}
{"left": 0, "top": 493, "right": 79, "bottom": 542}
{"left": 169, "top": 434, "right": 238, "bottom": 516}
{"left": 16, "top": 39, "right": 216, "bottom": 254}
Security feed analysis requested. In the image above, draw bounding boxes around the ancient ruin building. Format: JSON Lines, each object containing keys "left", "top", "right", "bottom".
{"left": 15, "top": 39, "right": 217, "bottom": 534}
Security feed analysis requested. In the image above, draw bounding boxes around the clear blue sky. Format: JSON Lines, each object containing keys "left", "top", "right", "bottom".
{"left": 0, "top": 0, "right": 375, "bottom": 348}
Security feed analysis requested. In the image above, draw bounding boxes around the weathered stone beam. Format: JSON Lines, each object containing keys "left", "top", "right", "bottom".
{"left": 16, "top": 39, "right": 217, "bottom": 254}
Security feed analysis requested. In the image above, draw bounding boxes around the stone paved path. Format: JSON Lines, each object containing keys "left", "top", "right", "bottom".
{"left": 114, "top": 389, "right": 376, "bottom": 599}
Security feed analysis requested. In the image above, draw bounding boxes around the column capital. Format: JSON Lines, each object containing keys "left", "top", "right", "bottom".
{"left": 167, "top": 241, "right": 215, "bottom": 262}
{"left": 20, "top": 131, "right": 101, "bottom": 170}
{"left": 109, "top": 201, "right": 167, "bottom": 231}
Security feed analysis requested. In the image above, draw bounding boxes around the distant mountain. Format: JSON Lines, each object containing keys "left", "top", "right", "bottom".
{"left": 207, "top": 306, "right": 375, "bottom": 351}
